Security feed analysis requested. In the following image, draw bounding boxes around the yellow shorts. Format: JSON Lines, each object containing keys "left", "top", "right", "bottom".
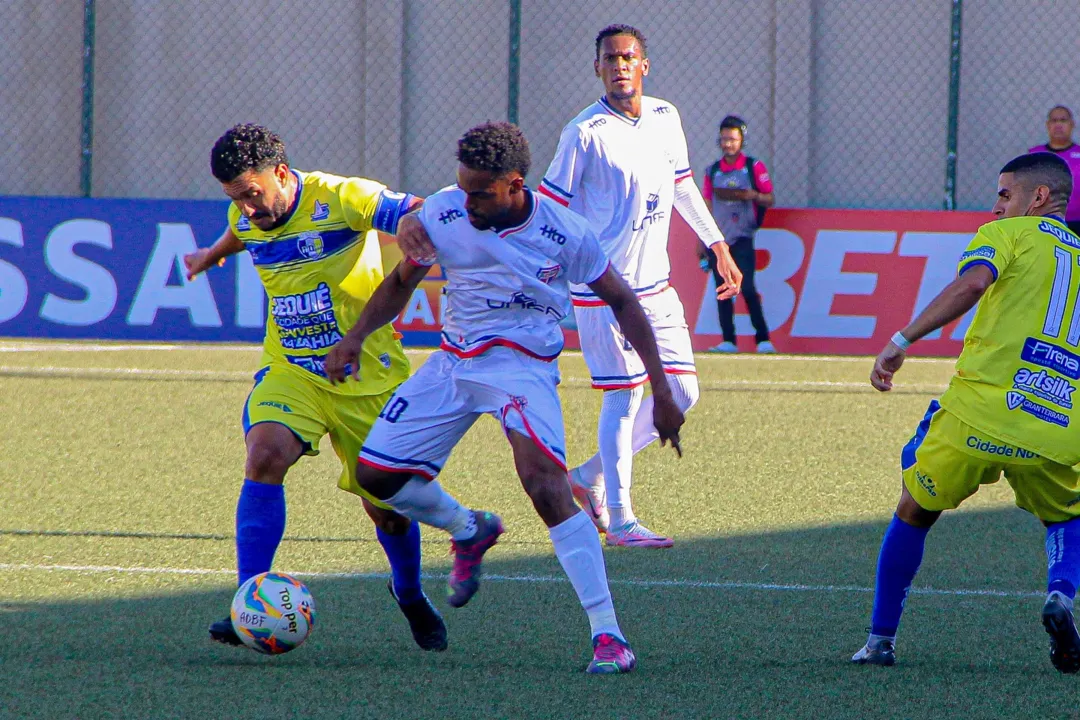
{"left": 902, "top": 400, "right": 1080, "bottom": 523}
{"left": 242, "top": 364, "right": 395, "bottom": 508}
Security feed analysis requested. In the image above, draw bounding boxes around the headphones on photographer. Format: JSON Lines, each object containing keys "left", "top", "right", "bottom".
{"left": 718, "top": 115, "right": 747, "bottom": 144}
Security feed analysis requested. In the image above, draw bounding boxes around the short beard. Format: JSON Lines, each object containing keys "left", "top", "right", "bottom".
{"left": 608, "top": 86, "right": 639, "bottom": 101}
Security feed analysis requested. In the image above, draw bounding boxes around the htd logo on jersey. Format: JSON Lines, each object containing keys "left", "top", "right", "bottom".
{"left": 588, "top": 117, "right": 607, "bottom": 129}
{"left": 1013, "top": 367, "right": 1076, "bottom": 408}
{"left": 540, "top": 225, "right": 567, "bottom": 245}
{"left": 297, "top": 232, "right": 324, "bottom": 259}
{"left": 439, "top": 209, "right": 464, "bottom": 224}
{"left": 633, "top": 194, "right": 665, "bottom": 231}
{"left": 536, "top": 264, "right": 562, "bottom": 284}
{"left": 653, "top": 105, "right": 672, "bottom": 115}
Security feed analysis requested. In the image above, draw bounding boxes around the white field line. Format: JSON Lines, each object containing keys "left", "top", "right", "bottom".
{"left": 0, "top": 342, "right": 956, "bottom": 365}
{"left": 0, "top": 365, "right": 947, "bottom": 392}
{"left": 0, "top": 561, "right": 1040, "bottom": 599}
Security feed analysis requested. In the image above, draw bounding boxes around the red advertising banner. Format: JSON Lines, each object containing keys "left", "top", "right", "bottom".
{"left": 381, "top": 208, "right": 993, "bottom": 356}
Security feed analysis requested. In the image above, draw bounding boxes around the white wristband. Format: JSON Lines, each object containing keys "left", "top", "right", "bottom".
{"left": 891, "top": 331, "right": 912, "bottom": 351}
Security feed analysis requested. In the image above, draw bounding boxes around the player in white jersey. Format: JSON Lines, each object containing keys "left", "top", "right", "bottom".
{"left": 537, "top": 25, "right": 742, "bottom": 548}
{"left": 325, "top": 123, "right": 684, "bottom": 674}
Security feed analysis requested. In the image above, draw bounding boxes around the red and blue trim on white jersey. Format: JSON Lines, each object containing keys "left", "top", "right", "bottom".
{"left": 538, "top": 178, "right": 572, "bottom": 207}
{"left": 439, "top": 332, "right": 560, "bottom": 362}
{"left": 571, "top": 278, "right": 671, "bottom": 307}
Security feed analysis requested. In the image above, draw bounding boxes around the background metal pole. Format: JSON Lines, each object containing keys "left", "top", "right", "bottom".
{"left": 80, "top": 0, "right": 97, "bottom": 198}
{"left": 943, "top": 0, "right": 963, "bottom": 210}
{"left": 507, "top": 0, "right": 521, "bottom": 125}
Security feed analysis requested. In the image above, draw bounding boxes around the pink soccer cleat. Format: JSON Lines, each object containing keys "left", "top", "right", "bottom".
{"left": 586, "top": 633, "right": 637, "bottom": 674}
{"left": 604, "top": 520, "right": 673, "bottom": 548}
{"left": 447, "top": 511, "right": 504, "bottom": 608}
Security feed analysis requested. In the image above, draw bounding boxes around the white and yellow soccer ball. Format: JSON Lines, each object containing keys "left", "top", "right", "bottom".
{"left": 230, "top": 572, "right": 316, "bottom": 654}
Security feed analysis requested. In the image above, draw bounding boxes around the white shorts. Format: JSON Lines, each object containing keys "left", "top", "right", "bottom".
{"left": 358, "top": 347, "right": 567, "bottom": 479}
{"left": 573, "top": 286, "right": 696, "bottom": 390}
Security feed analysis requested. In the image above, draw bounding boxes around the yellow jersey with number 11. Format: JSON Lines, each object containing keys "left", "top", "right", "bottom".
{"left": 940, "top": 215, "right": 1080, "bottom": 465}
{"left": 228, "top": 169, "right": 413, "bottom": 397}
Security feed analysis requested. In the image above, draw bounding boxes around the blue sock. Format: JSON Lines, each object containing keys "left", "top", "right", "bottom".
{"left": 1046, "top": 518, "right": 1080, "bottom": 599}
{"left": 378, "top": 521, "right": 424, "bottom": 604}
{"left": 235, "top": 479, "right": 286, "bottom": 586}
{"left": 870, "top": 514, "right": 931, "bottom": 637}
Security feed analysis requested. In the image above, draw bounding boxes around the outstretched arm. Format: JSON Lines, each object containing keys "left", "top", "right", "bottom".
{"left": 586, "top": 267, "right": 685, "bottom": 455}
{"left": 871, "top": 264, "right": 995, "bottom": 391}
{"left": 183, "top": 228, "right": 244, "bottom": 280}
{"left": 325, "top": 260, "right": 431, "bottom": 384}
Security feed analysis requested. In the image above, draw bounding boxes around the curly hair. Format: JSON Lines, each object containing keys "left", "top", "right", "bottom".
{"left": 595, "top": 24, "right": 647, "bottom": 60}
{"left": 210, "top": 124, "right": 289, "bottom": 183}
{"left": 456, "top": 122, "right": 531, "bottom": 178}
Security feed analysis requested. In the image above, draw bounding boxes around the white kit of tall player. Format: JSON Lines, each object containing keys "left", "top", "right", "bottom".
{"left": 537, "top": 25, "right": 741, "bottom": 548}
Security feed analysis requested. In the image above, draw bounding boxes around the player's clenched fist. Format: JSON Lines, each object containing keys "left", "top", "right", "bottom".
{"left": 395, "top": 212, "right": 437, "bottom": 265}
{"left": 325, "top": 335, "right": 365, "bottom": 385}
{"left": 183, "top": 248, "right": 216, "bottom": 280}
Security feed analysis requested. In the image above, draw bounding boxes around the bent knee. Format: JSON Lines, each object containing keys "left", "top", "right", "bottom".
{"left": 674, "top": 374, "right": 700, "bottom": 411}
{"left": 245, "top": 442, "right": 296, "bottom": 482}
{"left": 521, "top": 469, "right": 572, "bottom": 509}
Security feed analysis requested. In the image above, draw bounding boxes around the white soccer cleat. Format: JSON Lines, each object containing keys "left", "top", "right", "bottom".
{"left": 568, "top": 466, "right": 609, "bottom": 532}
{"left": 605, "top": 520, "right": 674, "bottom": 548}
{"left": 851, "top": 638, "right": 896, "bottom": 666}
{"left": 708, "top": 341, "right": 738, "bottom": 353}
{"left": 756, "top": 341, "right": 778, "bottom": 354}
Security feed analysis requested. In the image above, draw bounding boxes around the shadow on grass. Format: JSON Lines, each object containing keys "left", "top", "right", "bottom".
{"left": 1, "top": 506, "right": 1074, "bottom": 720}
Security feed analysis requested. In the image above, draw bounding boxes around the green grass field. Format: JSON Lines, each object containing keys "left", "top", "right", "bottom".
{"left": 0, "top": 341, "right": 1074, "bottom": 719}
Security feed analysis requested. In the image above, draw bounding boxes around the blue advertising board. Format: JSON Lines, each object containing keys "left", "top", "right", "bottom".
{"left": 0, "top": 196, "right": 269, "bottom": 341}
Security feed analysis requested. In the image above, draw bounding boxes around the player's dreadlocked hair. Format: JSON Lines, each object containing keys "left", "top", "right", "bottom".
{"left": 1000, "top": 152, "right": 1073, "bottom": 210}
{"left": 595, "top": 24, "right": 647, "bottom": 60}
{"left": 210, "top": 124, "right": 289, "bottom": 183}
{"left": 456, "top": 122, "right": 531, "bottom": 178}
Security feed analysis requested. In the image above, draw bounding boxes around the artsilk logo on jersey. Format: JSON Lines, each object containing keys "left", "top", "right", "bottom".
{"left": 1012, "top": 367, "right": 1076, "bottom": 408}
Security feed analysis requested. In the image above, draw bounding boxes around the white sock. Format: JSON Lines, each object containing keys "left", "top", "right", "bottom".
{"left": 573, "top": 375, "right": 700, "bottom": 526}
{"left": 597, "top": 387, "right": 644, "bottom": 528}
{"left": 549, "top": 511, "right": 622, "bottom": 640}
{"left": 385, "top": 477, "right": 476, "bottom": 540}
{"left": 867, "top": 632, "right": 895, "bottom": 647}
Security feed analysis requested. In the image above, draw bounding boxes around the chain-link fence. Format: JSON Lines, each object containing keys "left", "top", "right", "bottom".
{"left": 3, "top": 1, "right": 1080, "bottom": 211}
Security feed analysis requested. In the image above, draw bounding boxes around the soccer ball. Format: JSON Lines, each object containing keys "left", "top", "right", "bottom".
{"left": 230, "top": 572, "right": 316, "bottom": 655}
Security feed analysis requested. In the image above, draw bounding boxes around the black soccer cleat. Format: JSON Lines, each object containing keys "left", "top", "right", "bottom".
{"left": 389, "top": 580, "right": 448, "bottom": 652}
{"left": 1042, "top": 591, "right": 1080, "bottom": 674}
{"left": 209, "top": 616, "right": 244, "bottom": 647}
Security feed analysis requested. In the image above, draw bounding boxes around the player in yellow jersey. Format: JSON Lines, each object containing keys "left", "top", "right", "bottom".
{"left": 852, "top": 152, "right": 1080, "bottom": 673}
{"left": 183, "top": 124, "right": 446, "bottom": 652}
